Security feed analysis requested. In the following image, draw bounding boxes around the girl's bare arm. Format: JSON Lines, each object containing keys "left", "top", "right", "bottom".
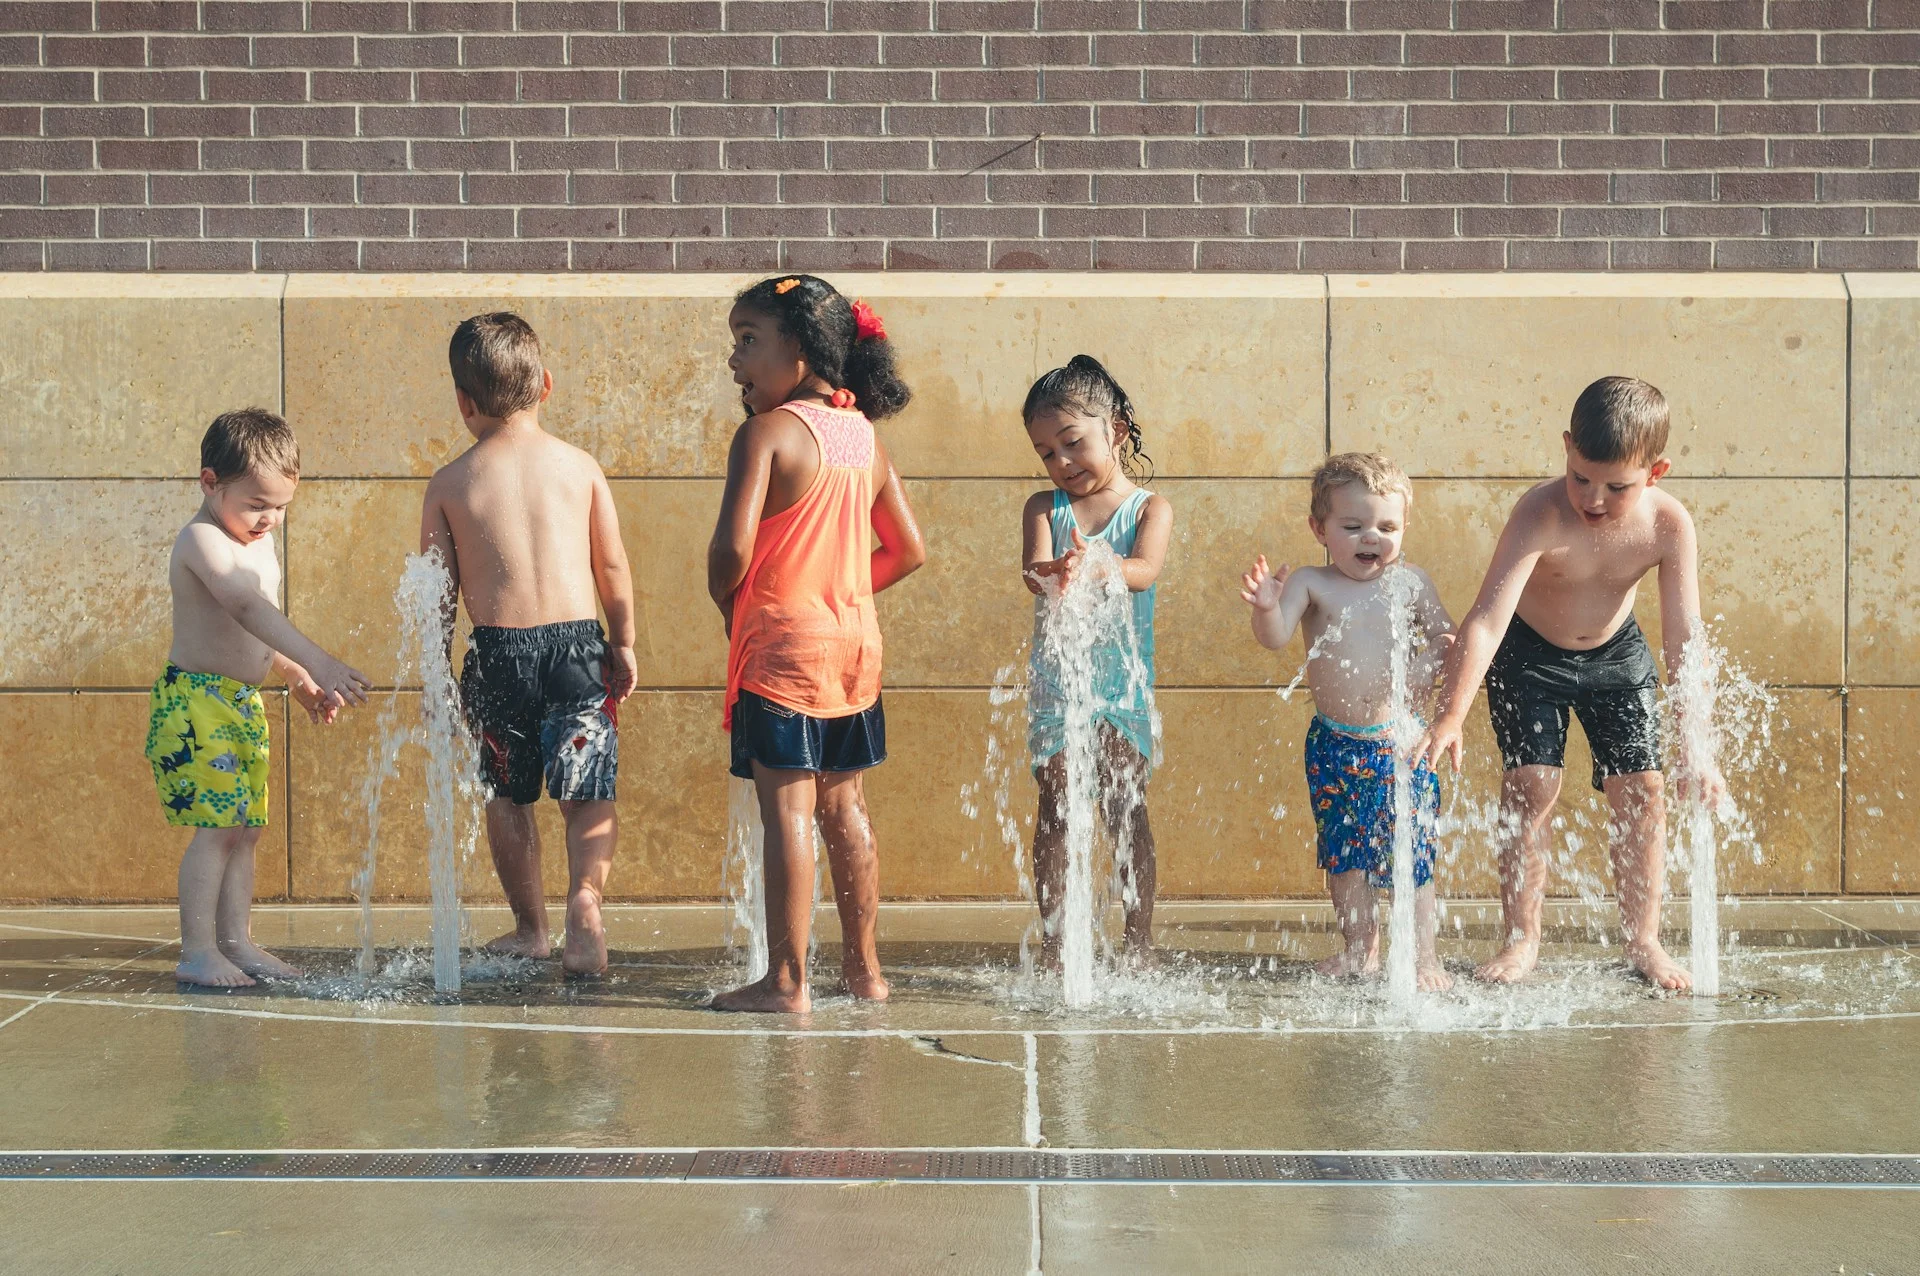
{"left": 708, "top": 417, "right": 777, "bottom": 617}
{"left": 1020, "top": 491, "right": 1059, "bottom": 595}
{"left": 1119, "top": 491, "right": 1172, "bottom": 592}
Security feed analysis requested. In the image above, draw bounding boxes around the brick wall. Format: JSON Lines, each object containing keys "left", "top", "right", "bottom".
{"left": 1, "top": 1, "right": 1916, "bottom": 272}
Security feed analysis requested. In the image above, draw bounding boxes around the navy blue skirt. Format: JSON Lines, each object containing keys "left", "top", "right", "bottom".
{"left": 729, "top": 690, "right": 887, "bottom": 780}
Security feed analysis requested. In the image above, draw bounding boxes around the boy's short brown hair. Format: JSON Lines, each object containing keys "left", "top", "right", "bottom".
{"left": 201, "top": 407, "right": 299, "bottom": 485}
{"left": 1569, "top": 375, "right": 1669, "bottom": 467}
{"left": 449, "top": 311, "right": 545, "bottom": 418}
{"left": 1309, "top": 451, "right": 1414, "bottom": 523}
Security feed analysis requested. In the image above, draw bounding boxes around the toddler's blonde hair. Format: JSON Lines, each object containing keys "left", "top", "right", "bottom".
{"left": 1309, "top": 451, "right": 1413, "bottom": 523}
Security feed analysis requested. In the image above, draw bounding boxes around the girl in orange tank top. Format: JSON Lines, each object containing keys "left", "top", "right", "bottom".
{"left": 705, "top": 275, "right": 926, "bottom": 1015}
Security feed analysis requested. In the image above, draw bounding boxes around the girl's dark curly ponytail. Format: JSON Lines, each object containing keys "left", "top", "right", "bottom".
{"left": 734, "top": 274, "right": 913, "bottom": 421}
{"left": 1021, "top": 353, "right": 1154, "bottom": 483}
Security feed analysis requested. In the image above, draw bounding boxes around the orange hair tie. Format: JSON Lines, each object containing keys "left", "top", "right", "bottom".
{"left": 829, "top": 388, "right": 856, "bottom": 409}
{"left": 774, "top": 277, "right": 800, "bottom": 295}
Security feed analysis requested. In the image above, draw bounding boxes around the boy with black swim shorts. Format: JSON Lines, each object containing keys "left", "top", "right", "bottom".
{"left": 421, "top": 313, "right": 637, "bottom": 975}
{"left": 1422, "top": 376, "right": 1728, "bottom": 991}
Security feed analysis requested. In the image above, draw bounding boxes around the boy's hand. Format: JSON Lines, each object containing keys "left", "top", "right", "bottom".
{"left": 607, "top": 645, "right": 638, "bottom": 703}
{"left": 289, "top": 671, "right": 341, "bottom": 725}
{"left": 1674, "top": 760, "right": 1730, "bottom": 813}
{"left": 1240, "top": 555, "right": 1288, "bottom": 612}
{"left": 307, "top": 654, "right": 372, "bottom": 711}
{"left": 1419, "top": 714, "right": 1465, "bottom": 774}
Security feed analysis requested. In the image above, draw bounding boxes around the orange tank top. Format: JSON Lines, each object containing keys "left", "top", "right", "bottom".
{"left": 723, "top": 400, "right": 884, "bottom": 729}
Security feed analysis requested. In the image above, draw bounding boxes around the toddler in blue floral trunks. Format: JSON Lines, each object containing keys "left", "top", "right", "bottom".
{"left": 1242, "top": 453, "right": 1455, "bottom": 990}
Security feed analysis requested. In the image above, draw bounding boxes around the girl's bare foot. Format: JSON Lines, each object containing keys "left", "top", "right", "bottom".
{"left": 176, "top": 950, "right": 256, "bottom": 988}
{"left": 482, "top": 928, "right": 553, "bottom": 959}
{"left": 712, "top": 974, "right": 810, "bottom": 1014}
{"left": 1315, "top": 949, "right": 1379, "bottom": 979}
{"left": 1121, "top": 944, "right": 1162, "bottom": 972}
{"left": 840, "top": 964, "right": 890, "bottom": 1001}
{"left": 1626, "top": 940, "right": 1692, "bottom": 992}
{"left": 1416, "top": 958, "right": 1455, "bottom": 992}
{"left": 561, "top": 890, "right": 608, "bottom": 976}
{"left": 218, "top": 940, "right": 300, "bottom": 979}
{"left": 1474, "top": 939, "right": 1540, "bottom": 984}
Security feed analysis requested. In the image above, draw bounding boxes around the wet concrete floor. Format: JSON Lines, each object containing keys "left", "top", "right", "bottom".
{"left": 2, "top": 899, "right": 1915, "bottom": 1273}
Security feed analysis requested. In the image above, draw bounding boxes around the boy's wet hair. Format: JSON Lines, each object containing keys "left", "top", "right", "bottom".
{"left": 449, "top": 311, "right": 546, "bottom": 419}
{"left": 733, "top": 274, "right": 912, "bottom": 420}
{"left": 201, "top": 407, "right": 299, "bottom": 485}
{"left": 1569, "top": 375, "right": 1669, "bottom": 467}
{"left": 1309, "top": 451, "right": 1412, "bottom": 523}
{"left": 1022, "top": 354, "right": 1154, "bottom": 483}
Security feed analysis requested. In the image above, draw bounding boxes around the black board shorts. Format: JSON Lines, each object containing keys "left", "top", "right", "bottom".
{"left": 729, "top": 689, "right": 886, "bottom": 781}
{"left": 461, "top": 619, "right": 618, "bottom": 805}
{"left": 1485, "top": 613, "right": 1663, "bottom": 792}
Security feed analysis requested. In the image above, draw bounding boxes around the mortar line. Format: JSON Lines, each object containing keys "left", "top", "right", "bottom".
{"left": 1806, "top": 904, "right": 1915, "bottom": 963}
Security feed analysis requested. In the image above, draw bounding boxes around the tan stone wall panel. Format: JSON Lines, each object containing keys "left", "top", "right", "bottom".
{"left": 1847, "top": 480, "right": 1918, "bottom": 686}
{"left": 1330, "top": 275, "right": 1847, "bottom": 478}
{"left": 287, "top": 689, "right": 727, "bottom": 901}
{"left": 1844, "top": 689, "right": 1920, "bottom": 893}
{"left": 879, "top": 481, "right": 1033, "bottom": 688}
{"left": 0, "top": 480, "right": 201, "bottom": 687}
{"left": 285, "top": 479, "right": 431, "bottom": 688}
{"left": 0, "top": 692, "right": 288, "bottom": 902}
{"left": 616, "top": 480, "right": 728, "bottom": 688}
{"left": 1847, "top": 274, "right": 1920, "bottom": 477}
{"left": 0, "top": 276, "right": 283, "bottom": 479}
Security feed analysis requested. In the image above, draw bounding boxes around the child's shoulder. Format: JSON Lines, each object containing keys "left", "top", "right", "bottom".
{"left": 1022, "top": 488, "right": 1060, "bottom": 518}
{"left": 173, "top": 515, "right": 232, "bottom": 563}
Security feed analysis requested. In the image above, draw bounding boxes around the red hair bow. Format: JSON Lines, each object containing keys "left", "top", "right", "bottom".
{"left": 851, "top": 298, "right": 886, "bottom": 343}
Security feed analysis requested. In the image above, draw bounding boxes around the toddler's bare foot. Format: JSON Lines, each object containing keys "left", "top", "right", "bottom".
{"left": 712, "top": 974, "right": 810, "bottom": 1014}
{"left": 1474, "top": 939, "right": 1539, "bottom": 984}
{"left": 482, "top": 928, "right": 553, "bottom": 959}
{"left": 219, "top": 940, "right": 300, "bottom": 979}
{"left": 1416, "top": 958, "right": 1455, "bottom": 992}
{"left": 840, "top": 963, "right": 890, "bottom": 1002}
{"left": 561, "top": 890, "right": 607, "bottom": 977}
{"left": 1627, "top": 940, "right": 1692, "bottom": 992}
{"left": 1122, "top": 944, "right": 1162, "bottom": 972}
{"left": 1038, "top": 937, "right": 1063, "bottom": 974}
{"left": 176, "top": 950, "right": 256, "bottom": 988}
{"left": 1314, "top": 948, "right": 1379, "bottom": 978}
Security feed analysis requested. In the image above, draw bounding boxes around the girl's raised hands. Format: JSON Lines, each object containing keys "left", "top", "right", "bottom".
{"left": 1026, "top": 525, "right": 1089, "bottom": 591}
{"left": 1240, "top": 554, "right": 1289, "bottom": 611}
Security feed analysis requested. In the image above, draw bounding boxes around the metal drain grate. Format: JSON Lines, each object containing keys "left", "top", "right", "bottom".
{"left": 2, "top": 1150, "right": 1916, "bottom": 1187}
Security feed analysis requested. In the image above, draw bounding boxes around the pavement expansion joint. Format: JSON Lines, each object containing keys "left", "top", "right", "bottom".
{"left": 2, "top": 1150, "right": 1916, "bottom": 1188}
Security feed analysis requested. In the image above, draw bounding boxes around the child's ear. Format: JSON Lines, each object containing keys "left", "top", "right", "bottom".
{"left": 198, "top": 468, "right": 220, "bottom": 497}
{"left": 1648, "top": 457, "right": 1671, "bottom": 483}
{"left": 454, "top": 386, "right": 477, "bottom": 420}
{"left": 1308, "top": 515, "right": 1329, "bottom": 547}
{"left": 539, "top": 368, "right": 553, "bottom": 404}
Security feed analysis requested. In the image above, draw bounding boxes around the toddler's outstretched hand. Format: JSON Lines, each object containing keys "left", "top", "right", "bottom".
{"left": 1240, "top": 555, "right": 1288, "bottom": 611}
{"left": 1028, "top": 526, "right": 1088, "bottom": 591}
{"left": 289, "top": 667, "right": 340, "bottom": 725}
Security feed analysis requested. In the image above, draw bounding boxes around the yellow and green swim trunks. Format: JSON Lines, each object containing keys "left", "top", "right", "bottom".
{"left": 145, "top": 664, "right": 270, "bottom": 828}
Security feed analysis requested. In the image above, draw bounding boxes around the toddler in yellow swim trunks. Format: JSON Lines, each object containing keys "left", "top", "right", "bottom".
{"left": 149, "top": 408, "right": 371, "bottom": 988}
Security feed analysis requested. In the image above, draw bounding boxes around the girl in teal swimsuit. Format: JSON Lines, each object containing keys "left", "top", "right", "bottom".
{"left": 1020, "top": 356, "right": 1174, "bottom": 962}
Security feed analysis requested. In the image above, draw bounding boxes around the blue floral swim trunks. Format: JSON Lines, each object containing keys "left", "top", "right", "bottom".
{"left": 1304, "top": 715, "right": 1437, "bottom": 890}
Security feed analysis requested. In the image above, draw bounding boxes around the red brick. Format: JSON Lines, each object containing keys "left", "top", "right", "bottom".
{"left": 518, "top": 0, "right": 622, "bottom": 28}
{"left": 149, "top": 104, "right": 251, "bottom": 137}
{"left": 50, "top": 240, "right": 150, "bottom": 269}
{"left": 1097, "top": 32, "right": 1196, "bottom": 64}
{"left": 255, "top": 105, "right": 356, "bottom": 136}
{"left": 1302, "top": 239, "right": 1402, "bottom": 270}
{"left": 1611, "top": 238, "right": 1711, "bottom": 269}
{"left": 622, "top": 1, "right": 724, "bottom": 31}
{"left": 413, "top": 1, "right": 514, "bottom": 30}
{"left": 940, "top": 0, "right": 1038, "bottom": 30}
{"left": 672, "top": 34, "right": 773, "bottom": 66}
{"left": 674, "top": 238, "right": 777, "bottom": 270}
{"left": 0, "top": 3, "right": 92, "bottom": 33}
{"left": 573, "top": 104, "right": 676, "bottom": 135}
{"left": 1146, "top": 68, "right": 1248, "bottom": 100}
{"left": 991, "top": 238, "right": 1092, "bottom": 269}
{"left": 1302, "top": 172, "right": 1400, "bottom": 203}
{"left": 206, "top": 206, "right": 306, "bottom": 237}
{"left": 1143, "top": 136, "right": 1242, "bottom": 167}
{"left": 727, "top": 69, "right": 832, "bottom": 101}
{"left": 1197, "top": 34, "right": 1297, "bottom": 66}
{"left": 1094, "top": 238, "right": 1197, "bottom": 269}
{"left": 1509, "top": 171, "right": 1608, "bottom": 202}
{"left": 1143, "top": 1, "right": 1242, "bottom": 31}
{"left": 1614, "top": 33, "right": 1716, "bottom": 64}
{"left": 786, "top": 171, "right": 886, "bottom": 202}
{"left": 1349, "top": 0, "right": 1450, "bottom": 28}
{"left": 1511, "top": 103, "right": 1611, "bottom": 134}
{"left": 1719, "top": 170, "right": 1816, "bottom": 200}
{"left": 0, "top": 70, "right": 93, "bottom": 101}
{"left": 519, "top": 207, "right": 621, "bottom": 238}
{"left": 414, "top": 206, "right": 515, "bottom": 237}
{"left": 1509, "top": 239, "right": 1608, "bottom": 268}
{"left": 1405, "top": 239, "right": 1506, "bottom": 270}
{"left": 361, "top": 105, "right": 466, "bottom": 137}
{"left": 888, "top": 239, "right": 992, "bottom": 269}
{"left": 310, "top": 139, "right": 409, "bottom": 171}
{"left": 356, "top": 36, "right": 461, "bottom": 68}
{"left": 256, "top": 240, "right": 360, "bottom": 270}
{"left": 1664, "top": 204, "right": 1763, "bottom": 234}
{"left": 467, "top": 105, "right": 569, "bottom": 138}
{"left": 310, "top": 2, "right": 410, "bottom": 31}
{"left": 97, "top": 2, "right": 198, "bottom": 31}
{"left": 1455, "top": 69, "right": 1557, "bottom": 102}
{"left": 410, "top": 139, "right": 514, "bottom": 168}
{"left": 679, "top": 104, "right": 778, "bottom": 136}
{"left": 1250, "top": 205, "right": 1350, "bottom": 235}
{"left": 153, "top": 239, "right": 255, "bottom": 270}
{"left": 517, "top": 138, "right": 620, "bottom": 168}
{"left": 359, "top": 171, "right": 463, "bottom": 201}
{"left": 1300, "top": 34, "right": 1402, "bottom": 66}
{"left": 99, "top": 138, "right": 199, "bottom": 169}
{"left": 1404, "top": 34, "right": 1504, "bottom": 65}
{"left": 1816, "top": 238, "right": 1917, "bottom": 268}
{"left": 1462, "top": 206, "right": 1558, "bottom": 236}
{"left": 1248, "top": 68, "right": 1349, "bottom": 101}
{"left": 1097, "top": 103, "right": 1198, "bottom": 134}
{"left": 623, "top": 69, "right": 728, "bottom": 100}
{"left": 832, "top": 69, "right": 934, "bottom": 102}
{"left": 1454, "top": 0, "right": 1556, "bottom": 28}
{"left": 1769, "top": 66, "right": 1871, "bottom": 97}
{"left": 829, "top": 137, "right": 930, "bottom": 168}
{"left": 941, "top": 205, "right": 1041, "bottom": 236}
{"left": 1248, "top": 137, "right": 1350, "bottom": 168}
{"left": 1353, "top": 138, "right": 1455, "bottom": 169}
{"left": 987, "top": 103, "right": 1087, "bottom": 135}
{"left": 1772, "top": 0, "right": 1869, "bottom": 25}
{"left": 727, "top": 0, "right": 826, "bottom": 29}
{"left": 780, "top": 34, "right": 881, "bottom": 66}
{"left": 1772, "top": 136, "right": 1871, "bottom": 166}
{"left": 1409, "top": 103, "right": 1506, "bottom": 135}
{"left": 782, "top": 238, "right": 888, "bottom": 271}
{"left": 727, "top": 204, "right": 823, "bottom": 236}
{"left": 1509, "top": 33, "right": 1612, "bottom": 66}
{"left": 360, "top": 239, "right": 467, "bottom": 270}
{"left": 571, "top": 240, "right": 674, "bottom": 270}
{"left": 723, "top": 138, "right": 827, "bottom": 170}
{"left": 1305, "top": 104, "right": 1406, "bottom": 135}
{"left": 1247, "top": 0, "right": 1347, "bottom": 31}
{"left": 989, "top": 170, "right": 1091, "bottom": 202}
{"left": 465, "top": 35, "right": 568, "bottom": 67}
{"left": 45, "top": 36, "right": 147, "bottom": 66}
{"left": 1198, "top": 238, "right": 1300, "bottom": 269}
{"left": 1203, "top": 104, "right": 1301, "bottom": 135}
{"left": 1663, "top": 0, "right": 1764, "bottom": 28}
{"left": 312, "top": 71, "right": 413, "bottom": 102}
{"left": 1714, "top": 237, "right": 1814, "bottom": 267}
{"left": 885, "top": 33, "right": 986, "bottom": 66}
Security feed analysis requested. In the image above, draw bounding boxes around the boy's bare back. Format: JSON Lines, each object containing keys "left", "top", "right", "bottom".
{"left": 1497, "top": 478, "right": 1695, "bottom": 652}
{"left": 423, "top": 424, "right": 614, "bottom": 629}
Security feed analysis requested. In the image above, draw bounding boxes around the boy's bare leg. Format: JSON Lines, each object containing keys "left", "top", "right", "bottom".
{"left": 816, "top": 771, "right": 888, "bottom": 1001}
{"left": 1030, "top": 754, "right": 1067, "bottom": 971}
{"left": 1316, "top": 869, "right": 1379, "bottom": 978}
{"left": 1100, "top": 731, "right": 1156, "bottom": 959}
{"left": 213, "top": 827, "right": 298, "bottom": 979}
{"left": 558, "top": 798, "right": 615, "bottom": 976}
{"left": 1413, "top": 882, "right": 1453, "bottom": 991}
{"left": 1606, "top": 770, "right": 1691, "bottom": 991}
{"left": 482, "top": 797, "right": 552, "bottom": 957}
{"left": 177, "top": 828, "right": 254, "bottom": 987}
{"left": 1475, "top": 764, "right": 1560, "bottom": 984}
{"left": 713, "top": 764, "right": 816, "bottom": 1013}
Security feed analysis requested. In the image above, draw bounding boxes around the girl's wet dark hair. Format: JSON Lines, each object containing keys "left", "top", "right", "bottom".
{"left": 1022, "top": 354, "right": 1154, "bottom": 482}
{"left": 733, "top": 274, "right": 912, "bottom": 420}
